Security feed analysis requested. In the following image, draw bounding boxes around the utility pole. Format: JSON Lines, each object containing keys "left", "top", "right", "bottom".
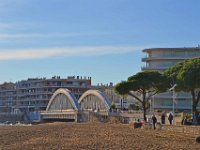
{"left": 169, "top": 84, "right": 177, "bottom": 125}
{"left": 173, "top": 88, "right": 175, "bottom": 125}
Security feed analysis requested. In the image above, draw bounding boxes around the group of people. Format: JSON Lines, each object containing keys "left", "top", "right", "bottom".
{"left": 151, "top": 113, "right": 174, "bottom": 129}
{"left": 181, "top": 112, "right": 200, "bottom": 125}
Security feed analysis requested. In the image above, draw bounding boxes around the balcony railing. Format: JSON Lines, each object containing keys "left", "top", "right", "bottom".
{"left": 153, "top": 105, "right": 193, "bottom": 109}
{"left": 16, "top": 91, "right": 52, "bottom": 97}
{"left": 13, "top": 98, "right": 49, "bottom": 102}
{"left": 154, "top": 95, "right": 192, "bottom": 99}
{"left": 141, "top": 66, "right": 168, "bottom": 71}
{"left": 12, "top": 105, "right": 47, "bottom": 108}
{"left": 17, "top": 85, "right": 90, "bottom": 90}
{"left": 142, "top": 56, "right": 196, "bottom": 62}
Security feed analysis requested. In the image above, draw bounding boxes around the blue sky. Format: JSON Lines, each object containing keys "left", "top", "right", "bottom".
{"left": 0, "top": 0, "right": 200, "bottom": 85}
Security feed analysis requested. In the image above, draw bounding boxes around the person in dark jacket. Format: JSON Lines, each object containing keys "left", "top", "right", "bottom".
{"left": 161, "top": 113, "right": 166, "bottom": 124}
{"left": 152, "top": 115, "right": 157, "bottom": 130}
{"left": 168, "top": 113, "right": 173, "bottom": 125}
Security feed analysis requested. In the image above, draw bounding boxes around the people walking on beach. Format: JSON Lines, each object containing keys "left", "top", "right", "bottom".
{"left": 152, "top": 115, "right": 157, "bottom": 130}
{"left": 168, "top": 113, "right": 173, "bottom": 125}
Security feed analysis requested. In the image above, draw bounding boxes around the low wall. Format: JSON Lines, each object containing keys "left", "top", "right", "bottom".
{"left": 0, "top": 113, "right": 23, "bottom": 123}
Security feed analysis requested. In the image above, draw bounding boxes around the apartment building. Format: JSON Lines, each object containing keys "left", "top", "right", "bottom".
{"left": 142, "top": 47, "right": 200, "bottom": 111}
{"left": 93, "top": 83, "right": 136, "bottom": 110}
{"left": 0, "top": 76, "right": 91, "bottom": 113}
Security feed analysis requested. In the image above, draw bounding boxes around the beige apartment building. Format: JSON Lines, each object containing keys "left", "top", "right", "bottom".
{"left": 0, "top": 76, "right": 91, "bottom": 113}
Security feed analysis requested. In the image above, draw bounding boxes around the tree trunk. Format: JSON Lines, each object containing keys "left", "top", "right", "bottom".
{"left": 143, "top": 103, "right": 147, "bottom": 122}
{"left": 142, "top": 92, "right": 147, "bottom": 122}
{"left": 192, "top": 102, "right": 197, "bottom": 115}
{"left": 191, "top": 90, "right": 198, "bottom": 123}
{"left": 191, "top": 90, "right": 198, "bottom": 114}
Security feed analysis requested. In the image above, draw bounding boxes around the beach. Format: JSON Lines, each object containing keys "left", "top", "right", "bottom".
{"left": 0, "top": 121, "right": 200, "bottom": 150}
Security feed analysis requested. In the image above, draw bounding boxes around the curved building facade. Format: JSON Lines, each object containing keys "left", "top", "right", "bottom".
{"left": 142, "top": 47, "right": 200, "bottom": 111}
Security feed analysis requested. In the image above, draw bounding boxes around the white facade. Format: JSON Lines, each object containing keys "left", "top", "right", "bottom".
{"left": 142, "top": 47, "right": 200, "bottom": 111}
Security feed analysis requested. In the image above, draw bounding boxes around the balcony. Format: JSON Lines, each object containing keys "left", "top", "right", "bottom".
{"left": 12, "top": 104, "right": 47, "bottom": 109}
{"left": 142, "top": 56, "right": 194, "bottom": 62}
{"left": 17, "top": 85, "right": 91, "bottom": 90}
{"left": 17, "top": 91, "right": 52, "bottom": 97}
{"left": 154, "top": 93, "right": 192, "bottom": 99}
{"left": 153, "top": 105, "right": 192, "bottom": 109}
{"left": 141, "top": 66, "right": 168, "bottom": 71}
{"left": 0, "top": 105, "right": 10, "bottom": 108}
{"left": 13, "top": 98, "right": 49, "bottom": 102}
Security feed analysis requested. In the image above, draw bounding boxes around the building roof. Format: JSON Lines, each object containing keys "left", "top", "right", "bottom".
{"left": 143, "top": 47, "right": 200, "bottom": 52}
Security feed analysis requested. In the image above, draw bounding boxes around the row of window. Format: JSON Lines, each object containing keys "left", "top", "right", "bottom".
{"left": 18, "top": 81, "right": 89, "bottom": 88}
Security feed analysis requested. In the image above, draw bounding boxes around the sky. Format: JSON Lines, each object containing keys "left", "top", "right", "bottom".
{"left": 0, "top": 0, "right": 200, "bottom": 85}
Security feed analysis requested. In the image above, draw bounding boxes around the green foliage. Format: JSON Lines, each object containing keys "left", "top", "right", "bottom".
{"left": 128, "top": 71, "right": 169, "bottom": 93}
{"left": 177, "top": 57, "right": 200, "bottom": 91}
{"left": 164, "top": 61, "right": 187, "bottom": 91}
{"left": 114, "top": 81, "right": 133, "bottom": 96}
{"left": 165, "top": 57, "right": 200, "bottom": 114}
{"left": 128, "top": 104, "right": 140, "bottom": 110}
{"left": 115, "top": 71, "right": 169, "bottom": 96}
{"left": 115, "top": 71, "right": 168, "bottom": 121}
{"left": 111, "top": 102, "right": 116, "bottom": 109}
{"left": 165, "top": 57, "right": 200, "bottom": 92}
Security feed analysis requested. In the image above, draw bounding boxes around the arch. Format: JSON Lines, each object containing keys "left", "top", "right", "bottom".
{"left": 78, "top": 90, "right": 111, "bottom": 111}
{"left": 46, "top": 88, "right": 80, "bottom": 111}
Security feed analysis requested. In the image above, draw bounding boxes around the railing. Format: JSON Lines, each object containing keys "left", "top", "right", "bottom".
{"left": 17, "top": 85, "right": 90, "bottom": 90}
{"left": 142, "top": 56, "right": 195, "bottom": 62}
{"left": 12, "top": 105, "right": 47, "bottom": 108}
{"left": 16, "top": 91, "right": 52, "bottom": 97}
{"left": 0, "top": 105, "right": 10, "bottom": 108}
{"left": 11, "top": 98, "right": 49, "bottom": 101}
{"left": 154, "top": 95, "right": 192, "bottom": 99}
{"left": 141, "top": 66, "right": 168, "bottom": 70}
{"left": 153, "top": 105, "right": 195, "bottom": 109}
{"left": 0, "top": 94, "right": 17, "bottom": 97}
{"left": 152, "top": 92, "right": 192, "bottom": 99}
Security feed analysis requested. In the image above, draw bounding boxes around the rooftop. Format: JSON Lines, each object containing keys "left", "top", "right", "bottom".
{"left": 143, "top": 47, "right": 200, "bottom": 52}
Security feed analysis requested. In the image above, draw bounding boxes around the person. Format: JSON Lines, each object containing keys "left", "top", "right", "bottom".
{"left": 182, "top": 116, "right": 187, "bottom": 125}
{"left": 181, "top": 112, "right": 186, "bottom": 125}
{"left": 161, "top": 113, "right": 165, "bottom": 124}
{"left": 197, "top": 113, "right": 200, "bottom": 124}
{"left": 168, "top": 113, "right": 173, "bottom": 125}
{"left": 152, "top": 115, "right": 157, "bottom": 130}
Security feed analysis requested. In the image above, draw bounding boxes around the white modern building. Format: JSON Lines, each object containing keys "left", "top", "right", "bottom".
{"left": 142, "top": 47, "right": 200, "bottom": 111}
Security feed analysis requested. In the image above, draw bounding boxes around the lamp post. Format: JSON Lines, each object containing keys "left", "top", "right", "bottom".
{"left": 152, "top": 95, "right": 154, "bottom": 112}
{"left": 150, "top": 98, "right": 152, "bottom": 113}
{"left": 172, "top": 88, "right": 175, "bottom": 124}
{"left": 169, "top": 84, "right": 177, "bottom": 125}
{"left": 149, "top": 93, "right": 154, "bottom": 113}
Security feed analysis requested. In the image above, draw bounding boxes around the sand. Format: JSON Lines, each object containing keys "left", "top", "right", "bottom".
{"left": 0, "top": 122, "right": 200, "bottom": 150}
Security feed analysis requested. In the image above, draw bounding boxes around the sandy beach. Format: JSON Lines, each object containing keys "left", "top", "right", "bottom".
{"left": 0, "top": 121, "right": 200, "bottom": 150}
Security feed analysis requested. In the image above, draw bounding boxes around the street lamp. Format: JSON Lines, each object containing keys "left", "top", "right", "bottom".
{"left": 152, "top": 95, "right": 154, "bottom": 112}
{"left": 150, "top": 98, "right": 152, "bottom": 113}
{"left": 149, "top": 94, "right": 154, "bottom": 113}
{"left": 169, "top": 84, "right": 177, "bottom": 125}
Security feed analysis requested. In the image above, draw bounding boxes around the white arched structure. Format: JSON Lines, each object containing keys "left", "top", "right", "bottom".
{"left": 46, "top": 88, "right": 80, "bottom": 112}
{"left": 78, "top": 90, "right": 111, "bottom": 112}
